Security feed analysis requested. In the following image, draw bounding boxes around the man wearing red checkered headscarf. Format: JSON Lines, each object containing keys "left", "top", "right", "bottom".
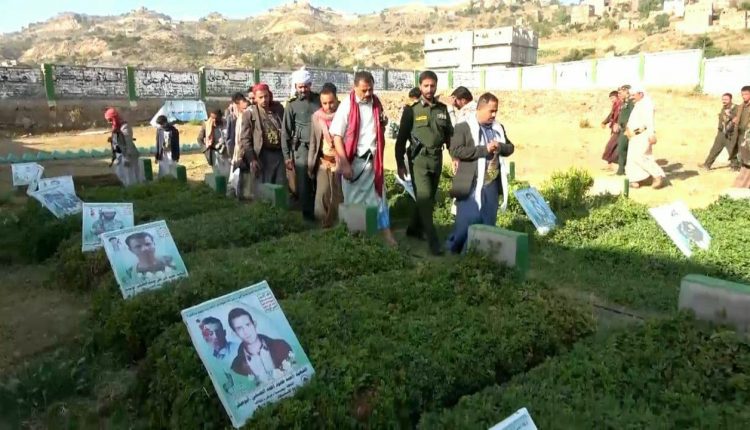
{"left": 104, "top": 108, "right": 143, "bottom": 186}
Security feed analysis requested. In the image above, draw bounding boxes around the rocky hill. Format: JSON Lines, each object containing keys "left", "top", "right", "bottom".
{"left": 1, "top": 0, "right": 748, "bottom": 70}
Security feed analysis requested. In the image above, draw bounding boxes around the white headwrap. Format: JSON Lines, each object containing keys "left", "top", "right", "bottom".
{"left": 291, "top": 67, "right": 312, "bottom": 86}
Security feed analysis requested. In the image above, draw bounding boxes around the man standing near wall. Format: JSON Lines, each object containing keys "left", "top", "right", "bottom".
{"left": 283, "top": 67, "right": 321, "bottom": 222}
{"left": 699, "top": 93, "right": 738, "bottom": 171}
{"left": 615, "top": 85, "right": 634, "bottom": 176}
{"left": 395, "top": 71, "right": 453, "bottom": 255}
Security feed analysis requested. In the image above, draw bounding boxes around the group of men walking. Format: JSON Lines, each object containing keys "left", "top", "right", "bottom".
{"left": 600, "top": 83, "right": 750, "bottom": 190}
{"left": 196, "top": 69, "right": 515, "bottom": 255}
{"left": 698, "top": 85, "right": 750, "bottom": 188}
{"left": 600, "top": 84, "right": 666, "bottom": 189}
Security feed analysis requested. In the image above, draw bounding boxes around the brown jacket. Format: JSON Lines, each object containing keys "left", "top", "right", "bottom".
{"left": 238, "top": 102, "right": 285, "bottom": 166}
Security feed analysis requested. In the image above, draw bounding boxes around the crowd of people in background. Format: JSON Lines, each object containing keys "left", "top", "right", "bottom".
{"left": 103, "top": 67, "right": 517, "bottom": 256}
{"left": 600, "top": 83, "right": 750, "bottom": 189}
{"left": 103, "top": 68, "right": 750, "bottom": 255}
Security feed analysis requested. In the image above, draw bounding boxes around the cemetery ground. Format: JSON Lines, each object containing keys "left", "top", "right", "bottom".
{"left": 0, "top": 89, "right": 749, "bottom": 429}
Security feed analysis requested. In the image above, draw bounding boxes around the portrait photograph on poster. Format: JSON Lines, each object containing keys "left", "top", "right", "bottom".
{"left": 514, "top": 186, "right": 557, "bottom": 234}
{"left": 649, "top": 201, "right": 711, "bottom": 257}
{"left": 100, "top": 220, "right": 188, "bottom": 298}
{"left": 37, "top": 175, "right": 75, "bottom": 194}
{"left": 11, "top": 162, "right": 44, "bottom": 187}
{"left": 81, "top": 203, "right": 135, "bottom": 252}
{"left": 28, "top": 184, "right": 83, "bottom": 218}
{"left": 181, "top": 281, "right": 315, "bottom": 428}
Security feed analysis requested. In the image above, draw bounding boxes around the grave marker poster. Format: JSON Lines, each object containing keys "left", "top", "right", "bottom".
{"left": 181, "top": 281, "right": 314, "bottom": 428}
{"left": 37, "top": 175, "right": 75, "bottom": 194}
{"left": 514, "top": 187, "right": 557, "bottom": 235}
{"left": 100, "top": 220, "right": 188, "bottom": 298}
{"left": 488, "top": 407, "right": 537, "bottom": 430}
{"left": 81, "top": 203, "right": 135, "bottom": 252}
{"left": 649, "top": 201, "right": 711, "bottom": 257}
{"left": 28, "top": 184, "right": 82, "bottom": 218}
{"left": 11, "top": 162, "right": 44, "bottom": 187}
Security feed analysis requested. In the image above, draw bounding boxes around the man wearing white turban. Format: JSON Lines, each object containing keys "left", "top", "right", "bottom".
{"left": 283, "top": 66, "right": 321, "bottom": 221}
{"left": 625, "top": 84, "right": 666, "bottom": 189}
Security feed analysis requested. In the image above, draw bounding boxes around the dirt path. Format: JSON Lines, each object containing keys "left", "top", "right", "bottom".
{"left": 0, "top": 265, "right": 88, "bottom": 371}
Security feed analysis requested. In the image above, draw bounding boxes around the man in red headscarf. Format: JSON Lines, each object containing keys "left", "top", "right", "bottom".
{"left": 238, "top": 83, "right": 287, "bottom": 193}
{"left": 329, "top": 71, "right": 397, "bottom": 246}
{"left": 104, "top": 108, "right": 142, "bottom": 186}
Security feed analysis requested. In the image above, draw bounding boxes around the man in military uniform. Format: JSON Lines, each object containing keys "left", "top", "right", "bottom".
{"left": 731, "top": 86, "right": 750, "bottom": 172}
{"left": 282, "top": 67, "right": 321, "bottom": 222}
{"left": 395, "top": 70, "right": 453, "bottom": 255}
{"left": 699, "top": 93, "right": 739, "bottom": 171}
{"left": 615, "top": 84, "right": 634, "bottom": 176}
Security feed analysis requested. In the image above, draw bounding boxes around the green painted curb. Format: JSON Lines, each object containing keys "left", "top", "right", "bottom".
{"left": 142, "top": 159, "right": 153, "bottom": 181}
{"left": 126, "top": 66, "right": 137, "bottom": 103}
{"left": 365, "top": 205, "right": 378, "bottom": 235}
{"left": 42, "top": 63, "right": 56, "bottom": 105}
{"left": 176, "top": 165, "right": 187, "bottom": 183}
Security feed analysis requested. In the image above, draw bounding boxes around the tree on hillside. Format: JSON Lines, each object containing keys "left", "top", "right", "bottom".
{"left": 654, "top": 14, "right": 670, "bottom": 30}
{"left": 552, "top": 8, "right": 571, "bottom": 26}
{"left": 639, "top": 0, "right": 665, "bottom": 18}
{"left": 691, "top": 35, "right": 725, "bottom": 58}
{"left": 741, "top": 1, "right": 750, "bottom": 10}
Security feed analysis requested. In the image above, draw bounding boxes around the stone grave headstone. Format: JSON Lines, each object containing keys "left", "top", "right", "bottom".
{"left": 257, "top": 183, "right": 288, "bottom": 209}
{"left": 204, "top": 173, "right": 227, "bottom": 194}
{"left": 467, "top": 225, "right": 529, "bottom": 278}
{"left": 338, "top": 204, "right": 378, "bottom": 235}
{"left": 679, "top": 274, "right": 750, "bottom": 333}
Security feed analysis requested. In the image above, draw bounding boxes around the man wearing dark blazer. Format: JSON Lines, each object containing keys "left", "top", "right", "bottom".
{"left": 445, "top": 92, "right": 515, "bottom": 254}
{"left": 227, "top": 308, "right": 293, "bottom": 384}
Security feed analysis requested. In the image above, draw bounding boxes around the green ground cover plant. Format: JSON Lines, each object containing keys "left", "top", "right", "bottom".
{"left": 89, "top": 229, "right": 413, "bottom": 362}
{"left": 419, "top": 314, "right": 750, "bottom": 429}
{"left": 136, "top": 258, "right": 594, "bottom": 428}
{"left": 3, "top": 167, "right": 749, "bottom": 430}
{"left": 535, "top": 197, "right": 750, "bottom": 312}
{"left": 51, "top": 203, "right": 305, "bottom": 292}
{"left": 1, "top": 179, "right": 237, "bottom": 264}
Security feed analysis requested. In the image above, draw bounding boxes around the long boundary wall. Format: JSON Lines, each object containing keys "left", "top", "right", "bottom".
{"left": 0, "top": 49, "right": 743, "bottom": 106}
{"left": 1, "top": 49, "right": 748, "bottom": 131}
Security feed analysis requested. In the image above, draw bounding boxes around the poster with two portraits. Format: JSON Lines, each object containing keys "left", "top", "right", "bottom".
{"left": 95, "top": 218, "right": 312, "bottom": 426}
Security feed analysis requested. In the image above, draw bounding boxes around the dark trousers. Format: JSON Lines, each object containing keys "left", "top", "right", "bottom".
{"left": 616, "top": 132, "right": 629, "bottom": 175}
{"left": 259, "top": 148, "right": 287, "bottom": 186}
{"left": 294, "top": 143, "right": 316, "bottom": 220}
{"left": 704, "top": 130, "right": 739, "bottom": 168}
{"left": 408, "top": 152, "right": 443, "bottom": 251}
{"left": 445, "top": 178, "right": 500, "bottom": 254}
